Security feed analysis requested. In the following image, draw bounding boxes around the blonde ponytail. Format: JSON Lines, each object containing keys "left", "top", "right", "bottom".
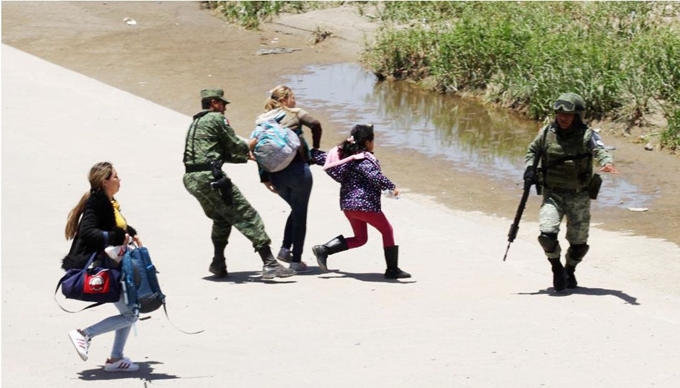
{"left": 264, "top": 84, "right": 293, "bottom": 112}
{"left": 65, "top": 191, "right": 90, "bottom": 240}
{"left": 64, "top": 161, "right": 114, "bottom": 240}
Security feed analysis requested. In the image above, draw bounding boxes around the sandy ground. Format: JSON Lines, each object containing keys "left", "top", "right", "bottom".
{"left": 2, "top": 2, "right": 680, "bottom": 387}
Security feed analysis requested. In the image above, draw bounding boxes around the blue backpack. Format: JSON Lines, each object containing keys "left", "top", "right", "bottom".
{"left": 251, "top": 109, "right": 301, "bottom": 172}
{"left": 56, "top": 246, "right": 203, "bottom": 334}
{"left": 121, "top": 246, "right": 165, "bottom": 314}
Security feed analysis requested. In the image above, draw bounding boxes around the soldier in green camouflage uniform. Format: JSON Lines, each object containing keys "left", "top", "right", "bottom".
{"left": 525, "top": 92, "right": 618, "bottom": 291}
{"left": 183, "top": 88, "right": 295, "bottom": 280}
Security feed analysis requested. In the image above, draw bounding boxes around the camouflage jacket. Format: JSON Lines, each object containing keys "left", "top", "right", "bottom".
{"left": 183, "top": 110, "right": 249, "bottom": 167}
{"left": 525, "top": 122, "right": 613, "bottom": 190}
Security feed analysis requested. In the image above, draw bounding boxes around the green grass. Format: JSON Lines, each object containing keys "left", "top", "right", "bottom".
{"left": 362, "top": 1, "right": 680, "bottom": 150}
{"left": 211, "top": 1, "right": 344, "bottom": 30}
{"left": 207, "top": 1, "right": 680, "bottom": 150}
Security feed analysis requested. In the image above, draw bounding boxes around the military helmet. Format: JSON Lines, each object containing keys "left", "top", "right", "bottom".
{"left": 553, "top": 92, "right": 585, "bottom": 118}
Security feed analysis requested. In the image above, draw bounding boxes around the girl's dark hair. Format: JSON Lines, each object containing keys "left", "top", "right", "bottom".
{"left": 338, "top": 124, "right": 374, "bottom": 158}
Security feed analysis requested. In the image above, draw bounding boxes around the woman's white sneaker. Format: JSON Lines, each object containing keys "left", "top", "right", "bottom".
{"left": 68, "top": 329, "right": 90, "bottom": 361}
{"left": 104, "top": 357, "right": 139, "bottom": 372}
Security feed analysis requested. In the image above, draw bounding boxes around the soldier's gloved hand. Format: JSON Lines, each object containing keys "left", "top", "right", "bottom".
{"left": 523, "top": 166, "right": 535, "bottom": 183}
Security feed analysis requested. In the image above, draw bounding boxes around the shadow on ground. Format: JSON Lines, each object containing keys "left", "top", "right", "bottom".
{"left": 517, "top": 287, "right": 639, "bottom": 305}
{"left": 320, "top": 270, "right": 417, "bottom": 284}
{"left": 202, "top": 270, "right": 296, "bottom": 284}
{"left": 201, "top": 269, "right": 418, "bottom": 283}
{"left": 76, "top": 361, "right": 213, "bottom": 382}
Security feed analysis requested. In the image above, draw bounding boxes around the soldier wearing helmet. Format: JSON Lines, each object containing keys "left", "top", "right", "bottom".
{"left": 524, "top": 92, "right": 618, "bottom": 292}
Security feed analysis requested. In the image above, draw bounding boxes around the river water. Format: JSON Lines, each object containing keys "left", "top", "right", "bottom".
{"left": 284, "top": 63, "right": 653, "bottom": 210}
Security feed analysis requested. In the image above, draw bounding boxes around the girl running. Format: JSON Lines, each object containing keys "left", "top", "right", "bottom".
{"left": 311, "top": 124, "right": 410, "bottom": 279}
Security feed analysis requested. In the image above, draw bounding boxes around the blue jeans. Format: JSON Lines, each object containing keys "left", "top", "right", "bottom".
{"left": 270, "top": 162, "right": 313, "bottom": 262}
{"left": 82, "top": 294, "right": 138, "bottom": 359}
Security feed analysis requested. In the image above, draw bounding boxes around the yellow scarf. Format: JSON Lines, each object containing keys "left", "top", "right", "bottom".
{"left": 111, "top": 200, "right": 127, "bottom": 230}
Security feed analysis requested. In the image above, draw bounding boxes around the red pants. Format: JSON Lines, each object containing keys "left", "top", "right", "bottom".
{"left": 343, "top": 210, "right": 395, "bottom": 249}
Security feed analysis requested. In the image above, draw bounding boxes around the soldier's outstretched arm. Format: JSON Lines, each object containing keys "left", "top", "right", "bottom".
{"left": 599, "top": 163, "right": 619, "bottom": 174}
{"left": 216, "top": 117, "right": 249, "bottom": 164}
{"left": 589, "top": 131, "right": 619, "bottom": 174}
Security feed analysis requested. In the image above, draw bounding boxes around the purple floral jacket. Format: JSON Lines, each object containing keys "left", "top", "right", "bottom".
{"left": 313, "top": 149, "right": 396, "bottom": 212}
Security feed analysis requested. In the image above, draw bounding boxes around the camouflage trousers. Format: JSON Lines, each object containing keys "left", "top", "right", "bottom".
{"left": 183, "top": 172, "right": 271, "bottom": 252}
{"left": 539, "top": 189, "right": 591, "bottom": 259}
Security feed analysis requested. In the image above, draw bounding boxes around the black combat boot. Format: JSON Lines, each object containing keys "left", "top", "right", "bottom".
{"left": 565, "top": 265, "right": 577, "bottom": 289}
{"left": 312, "top": 235, "right": 348, "bottom": 272}
{"left": 209, "top": 239, "right": 228, "bottom": 278}
{"left": 565, "top": 244, "right": 588, "bottom": 289}
{"left": 258, "top": 246, "right": 296, "bottom": 280}
{"left": 384, "top": 245, "right": 411, "bottom": 279}
{"left": 549, "top": 258, "right": 567, "bottom": 291}
{"left": 209, "top": 257, "right": 228, "bottom": 278}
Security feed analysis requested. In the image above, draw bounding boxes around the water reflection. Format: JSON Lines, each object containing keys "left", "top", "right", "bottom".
{"left": 285, "top": 63, "right": 653, "bottom": 209}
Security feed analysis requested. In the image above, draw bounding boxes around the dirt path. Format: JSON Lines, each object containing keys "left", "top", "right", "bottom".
{"left": 2, "top": 1, "right": 678, "bottom": 245}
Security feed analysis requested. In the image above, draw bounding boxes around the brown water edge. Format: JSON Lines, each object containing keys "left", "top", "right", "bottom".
{"left": 3, "top": 1, "right": 677, "bottom": 247}
{"left": 288, "top": 67, "right": 680, "bottom": 247}
{"left": 378, "top": 129, "right": 680, "bottom": 245}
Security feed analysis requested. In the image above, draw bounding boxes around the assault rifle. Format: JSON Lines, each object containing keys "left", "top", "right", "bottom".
{"left": 503, "top": 142, "right": 544, "bottom": 261}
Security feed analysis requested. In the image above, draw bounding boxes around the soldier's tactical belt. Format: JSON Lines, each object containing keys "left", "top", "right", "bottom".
{"left": 545, "top": 186, "right": 588, "bottom": 194}
{"left": 546, "top": 153, "right": 591, "bottom": 168}
{"left": 185, "top": 164, "right": 212, "bottom": 173}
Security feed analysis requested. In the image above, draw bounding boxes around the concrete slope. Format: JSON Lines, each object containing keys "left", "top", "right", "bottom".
{"left": 2, "top": 44, "right": 680, "bottom": 387}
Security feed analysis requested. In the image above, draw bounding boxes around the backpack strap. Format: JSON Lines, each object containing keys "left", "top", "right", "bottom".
{"left": 154, "top": 303, "right": 205, "bottom": 335}
{"left": 53, "top": 288, "right": 106, "bottom": 313}
{"left": 538, "top": 125, "right": 550, "bottom": 184}
{"left": 124, "top": 245, "right": 202, "bottom": 334}
{"left": 255, "top": 108, "right": 286, "bottom": 125}
{"left": 183, "top": 110, "right": 211, "bottom": 165}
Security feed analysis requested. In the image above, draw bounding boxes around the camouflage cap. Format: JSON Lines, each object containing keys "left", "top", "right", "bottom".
{"left": 200, "top": 88, "right": 230, "bottom": 104}
{"left": 553, "top": 92, "right": 585, "bottom": 117}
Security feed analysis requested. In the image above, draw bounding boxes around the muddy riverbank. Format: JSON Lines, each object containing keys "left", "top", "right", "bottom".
{"left": 3, "top": 1, "right": 678, "bottom": 245}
